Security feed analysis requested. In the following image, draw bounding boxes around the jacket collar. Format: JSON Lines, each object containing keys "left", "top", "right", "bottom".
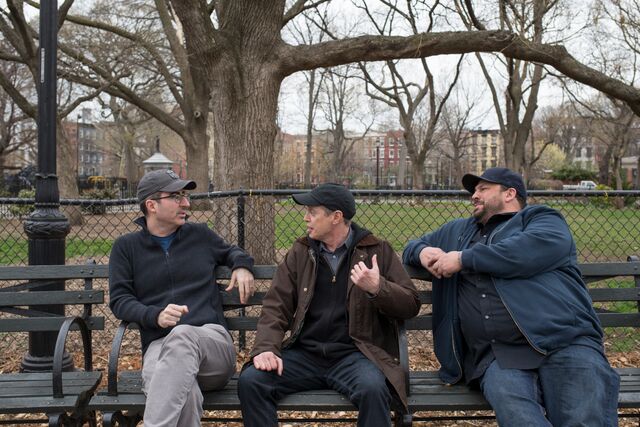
{"left": 134, "top": 216, "right": 184, "bottom": 239}
{"left": 297, "top": 222, "right": 379, "bottom": 249}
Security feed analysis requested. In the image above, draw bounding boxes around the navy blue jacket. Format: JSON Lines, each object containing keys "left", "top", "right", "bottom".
{"left": 403, "top": 205, "right": 603, "bottom": 384}
{"left": 109, "top": 217, "right": 254, "bottom": 352}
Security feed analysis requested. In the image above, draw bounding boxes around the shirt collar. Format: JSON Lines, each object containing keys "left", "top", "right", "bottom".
{"left": 319, "top": 226, "right": 353, "bottom": 254}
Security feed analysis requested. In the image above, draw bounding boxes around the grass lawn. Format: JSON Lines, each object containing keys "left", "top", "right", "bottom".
{"left": 0, "top": 237, "right": 114, "bottom": 265}
{"left": 2, "top": 199, "right": 639, "bottom": 264}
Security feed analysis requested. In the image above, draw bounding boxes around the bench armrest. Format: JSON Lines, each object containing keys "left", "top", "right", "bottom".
{"left": 52, "top": 316, "right": 92, "bottom": 398}
{"left": 397, "top": 320, "right": 410, "bottom": 397}
{"left": 108, "top": 320, "right": 138, "bottom": 396}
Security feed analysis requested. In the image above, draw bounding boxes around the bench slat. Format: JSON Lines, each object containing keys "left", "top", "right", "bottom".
{"left": 0, "top": 265, "right": 109, "bottom": 281}
{"left": 0, "top": 317, "right": 104, "bottom": 332}
{"left": 0, "top": 290, "right": 104, "bottom": 306}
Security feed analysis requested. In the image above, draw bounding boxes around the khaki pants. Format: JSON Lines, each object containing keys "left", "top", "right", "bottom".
{"left": 141, "top": 324, "right": 236, "bottom": 427}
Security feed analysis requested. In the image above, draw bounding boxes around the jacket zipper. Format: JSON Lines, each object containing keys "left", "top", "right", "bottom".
{"left": 288, "top": 248, "right": 317, "bottom": 344}
{"left": 487, "top": 221, "right": 547, "bottom": 355}
{"left": 447, "top": 322, "right": 464, "bottom": 385}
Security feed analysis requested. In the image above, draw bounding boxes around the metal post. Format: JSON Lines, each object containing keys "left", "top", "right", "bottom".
{"left": 21, "top": 0, "right": 72, "bottom": 372}
{"left": 76, "top": 114, "right": 81, "bottom": 181}
{"left": 236, "top": 191, "right": 246, "bottom": 350}
{"left": 376, "top": 145, "right": 380, "bottom": 189}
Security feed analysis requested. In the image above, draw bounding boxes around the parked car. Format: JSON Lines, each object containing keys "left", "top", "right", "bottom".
{"left": 562, "top": 180, "right": 597, "bottom": 190}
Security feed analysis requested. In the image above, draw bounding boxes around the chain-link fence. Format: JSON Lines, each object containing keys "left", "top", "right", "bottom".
{"left": 1, "top": 190, "right": 640, "bottom": 375}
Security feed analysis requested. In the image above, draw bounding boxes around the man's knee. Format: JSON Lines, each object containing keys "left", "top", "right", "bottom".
{"left": 238, "top": 365, "right": 271, "bottom": 397}
{"left": 352, "top": 370, "right": 390, "bottom": 402}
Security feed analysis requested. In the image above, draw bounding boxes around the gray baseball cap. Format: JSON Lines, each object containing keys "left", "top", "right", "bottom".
{"left": 137, "top": 169, "right": 196, "bottom": 202}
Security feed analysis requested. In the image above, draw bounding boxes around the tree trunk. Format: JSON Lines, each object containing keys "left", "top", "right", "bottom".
{"left": 207, "top": 55, "right": 279, "bottom": 262}
{"left": 56, "top": 118, "right": 83, "bottom": 226}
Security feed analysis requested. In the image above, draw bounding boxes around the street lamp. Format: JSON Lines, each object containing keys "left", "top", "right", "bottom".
{"left": 22, "top": 0, "right": 72, "bottom": 372}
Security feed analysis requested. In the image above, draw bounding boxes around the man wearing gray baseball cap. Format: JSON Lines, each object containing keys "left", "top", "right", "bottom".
{"left": 239, "top": 183, "right": 420, "bottom": 426}
{"left": 403, "top": 167, "right": 619, "bottom": 426}
{"left": 109, "top": 169, "right": 255, "bottom": 427}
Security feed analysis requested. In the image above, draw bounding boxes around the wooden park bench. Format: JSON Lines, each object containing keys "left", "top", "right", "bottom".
{"left": 90, "top": 257, "right": 640, "bottom": 426}
{"left": 0, "top": 264, "right": 105, "bottom": 426}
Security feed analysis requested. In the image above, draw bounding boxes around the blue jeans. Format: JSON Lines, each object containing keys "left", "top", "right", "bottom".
{"left": 238, "top": 348, "right": 391, "bottom": 427}
{"left": 480, "top": 344, "right": 620, "bottom": 427}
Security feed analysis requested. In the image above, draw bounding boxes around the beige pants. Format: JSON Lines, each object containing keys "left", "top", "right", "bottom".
{"left": 141, "top": 323, "right": 236, "bottom": 427}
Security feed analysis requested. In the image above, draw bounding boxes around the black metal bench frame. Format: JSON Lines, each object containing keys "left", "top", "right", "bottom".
{"left": 90, "top": 258, "right": 640, "bottom": 426}
{"left": 0, "top": 264, "right": 105, "bottom": 426}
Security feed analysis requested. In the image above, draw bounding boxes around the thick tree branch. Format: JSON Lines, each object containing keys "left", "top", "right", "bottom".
{"left": 280, "top": 30, "right": 640, "bottom": 116}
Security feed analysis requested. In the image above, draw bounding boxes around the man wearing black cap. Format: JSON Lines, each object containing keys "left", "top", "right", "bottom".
{"left": 403, "top": 167, "right": 619, "bottom": 426}
{"left": 238, "top": 183, "right": 420, "bottom": 427}
{"left": 109, "top": 169, "right": 255, "bottom": 427}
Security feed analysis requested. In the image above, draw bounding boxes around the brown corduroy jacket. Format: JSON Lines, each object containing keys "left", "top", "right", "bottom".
{"left": 250, "top": 228, "right": 420, "bottom": 408}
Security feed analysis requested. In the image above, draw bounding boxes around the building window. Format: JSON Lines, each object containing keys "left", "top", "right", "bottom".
{"left": 390, "top": 149, "right": 395, "bottom": 158}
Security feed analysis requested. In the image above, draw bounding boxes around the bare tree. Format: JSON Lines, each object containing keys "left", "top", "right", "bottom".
{"left": 593, "top": 0, "right": 640, "bottom": 187}
{"left": 354, "top": 0, "right": 463, "bottom": 189}
{"left": 317, "top": 65, "right": 374, "bottom": 183}
{"left": 286, "top": 9, "right": 328, "bottom": 187}
{"left": 59, "top": 0, "right": 213, "bottom": 193}
{"left": 440, "top": 86, "right": 485, "bottom": 184}
{"left": 95, "top": 95, "right": 154, "bottom": 192}
{"left": 0, "top": 1, "right": 107, "bottom": 224}
{"left": 0, "top": 59, "right": 35, "bottom": 177}
{"left": 455, "top": 0, "right": 569, "bottom": 176}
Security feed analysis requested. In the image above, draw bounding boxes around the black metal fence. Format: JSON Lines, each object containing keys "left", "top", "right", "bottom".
{"left": 1, "top": 190, "right": 639, "bottom": 371}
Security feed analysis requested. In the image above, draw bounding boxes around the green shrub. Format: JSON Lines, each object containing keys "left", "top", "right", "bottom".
{"left": 81, "top": 188, "right": 117, "bottom": 215}
{"left": 551, "top": 165, "right": 597, "bottom": 182}
{"left": 8, "top": 189, "right": 35, "bottom": 218}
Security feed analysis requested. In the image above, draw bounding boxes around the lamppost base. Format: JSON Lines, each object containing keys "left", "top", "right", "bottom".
{"left": 20, "top": 351, "right": 74, "bottom": 373}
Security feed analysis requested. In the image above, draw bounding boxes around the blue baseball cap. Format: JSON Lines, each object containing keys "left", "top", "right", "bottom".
{"left": 462, "top": 167, "right": 527, "bottom": 202}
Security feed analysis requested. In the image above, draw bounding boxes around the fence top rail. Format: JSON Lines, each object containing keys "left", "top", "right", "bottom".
{"left": 1, "top": 189, "right": 639, "bottom": 206}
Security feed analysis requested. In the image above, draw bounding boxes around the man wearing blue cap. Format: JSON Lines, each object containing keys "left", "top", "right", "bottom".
{"left": 403, "top": 167, "right": 619, "bottom": 426}
{"left": 238, "top": 183, "right": 420, "bottom": 426}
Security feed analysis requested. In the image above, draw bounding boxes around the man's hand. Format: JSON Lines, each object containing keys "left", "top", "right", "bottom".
{"left": 419, "top": 246, "right": 446, "bottom": 276}
{"left": 253, "top": 351, "right": 283, "bottom": 376}
{"left": 157, "top": 304, "right": 189, "bottom": 328}
{"left": 226, "top": 268, "right": 255, "bottom": 304}
{"left": 350, "top": 254, "right": 381, "bottom": 295}
{"left": 431, "top": 251, "right": 462, "bottom": 279}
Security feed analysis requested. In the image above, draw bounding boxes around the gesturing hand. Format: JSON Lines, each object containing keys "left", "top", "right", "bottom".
{"left": 226, "top": 267, "right": 255, "bottom": 304}
{"left": 157, "top": 304, "right": 189, "bottom": 328}
{"left": 350, "top": 254, "right": 381, "bottom": 295}
{"left": 253, "top": 351, "right": 283, "bottom": 376}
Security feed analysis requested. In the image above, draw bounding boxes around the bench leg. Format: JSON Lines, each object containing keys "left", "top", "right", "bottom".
{"left": 48, "top": 413, "right": 69, "bottom": 427}
{"left": 103, "top": 410, "right": 142, "bottom": 427}
{"left": 393, "top": 412, "right": 413, "bottom": 427}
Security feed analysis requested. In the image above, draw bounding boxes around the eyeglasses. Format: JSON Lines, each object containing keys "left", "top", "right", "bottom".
{"left": 151, "top": 192, "right": 191, "bottom": 203}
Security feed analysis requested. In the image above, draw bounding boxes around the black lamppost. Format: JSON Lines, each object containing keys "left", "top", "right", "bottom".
{"left": 22, "top": 0, "right": 72, "bottom": 372}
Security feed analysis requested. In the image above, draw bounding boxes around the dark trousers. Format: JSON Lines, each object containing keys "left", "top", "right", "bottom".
{"left": 238, "top": 348, "right": 392, "bottom": 427}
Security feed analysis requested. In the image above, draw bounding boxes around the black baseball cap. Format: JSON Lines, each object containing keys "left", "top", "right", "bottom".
{"left": 137, "top": 169, "right": 196, "bottom": 202}
{"left": 292, "top": 183, "right": 356, "bottom": 219}
{"left": 462, "top": 167, "right": 527, "bottom": 201}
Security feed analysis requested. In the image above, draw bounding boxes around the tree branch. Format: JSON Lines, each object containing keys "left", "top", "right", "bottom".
{"left": 283, "top": 0, "right": 330, "bottom": 28}
{"left": 280, "top": 30, "right": 640, "bottom": 116}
